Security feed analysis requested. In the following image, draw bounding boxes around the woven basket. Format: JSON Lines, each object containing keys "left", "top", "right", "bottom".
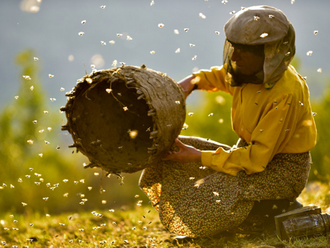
{"left": 61, "top": 65, "right": 186, "bottom": 174}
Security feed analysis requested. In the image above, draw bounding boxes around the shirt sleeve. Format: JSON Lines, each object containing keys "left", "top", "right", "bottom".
{"left": 201, "top": 93, "right": 299, "bottom": 176}
{"left": 192, "top": 66, "right": 233, "bottom": 94}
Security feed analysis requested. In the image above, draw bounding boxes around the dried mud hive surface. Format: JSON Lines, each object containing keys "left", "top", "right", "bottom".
{"left": 61, "top": 65, "right": 186, "bottom": 174}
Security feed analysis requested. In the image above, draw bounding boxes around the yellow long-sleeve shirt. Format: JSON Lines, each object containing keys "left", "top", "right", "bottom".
{"left": 193, "top": 65, "right": 317, "bottom": 176}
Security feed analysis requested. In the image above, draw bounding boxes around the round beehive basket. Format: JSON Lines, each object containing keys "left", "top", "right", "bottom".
{"left": 61, "top": 65, "right": 186, "bottom": 174}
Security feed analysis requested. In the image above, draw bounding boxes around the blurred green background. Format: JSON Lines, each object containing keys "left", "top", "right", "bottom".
{"left": 0, "top": 50, "right": 328, "bottom": 215}
{"left": 0, "top": 50, "right": 146, "bottom": 215}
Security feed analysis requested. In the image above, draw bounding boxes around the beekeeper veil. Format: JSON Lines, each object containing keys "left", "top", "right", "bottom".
{"left": 223, "top": 5, "right": 296, "bottom": 89}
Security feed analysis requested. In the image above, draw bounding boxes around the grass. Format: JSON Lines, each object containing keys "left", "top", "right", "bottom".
{"left": 1, "top": 182, "right": 330, "bottom": 248}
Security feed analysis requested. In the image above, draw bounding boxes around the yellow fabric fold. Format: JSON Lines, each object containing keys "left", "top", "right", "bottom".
{"left": 195, "top": 65, "right": 317, "bottom": 176}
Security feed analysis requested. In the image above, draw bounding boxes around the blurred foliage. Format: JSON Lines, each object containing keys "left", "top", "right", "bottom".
{"left": 183, "top": 90, "right": 237, "bottom": 146}
{"left": 0, "top": 50, "right": 147, "bottom": 214}
{"left": 309, "top": 86, "right": 330, "bottom": 182}
{"left": 0, "top": 50, "right": 329, "bottom": 216}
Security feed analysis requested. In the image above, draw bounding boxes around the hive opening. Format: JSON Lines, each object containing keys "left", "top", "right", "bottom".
{"left": 71, "top": 77, "right": 154, "bottom": 172}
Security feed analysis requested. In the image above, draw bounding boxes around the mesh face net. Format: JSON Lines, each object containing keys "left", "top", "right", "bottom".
{"left": 223, "top": 6, "right": 296, "bottom": 89}
{"left": 223, "top": 40, "right": 265, "bottom": 87}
